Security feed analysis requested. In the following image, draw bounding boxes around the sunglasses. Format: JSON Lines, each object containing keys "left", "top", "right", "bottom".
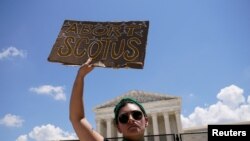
{"left": 118, "top": 110, "right": 143, "bottom": 124}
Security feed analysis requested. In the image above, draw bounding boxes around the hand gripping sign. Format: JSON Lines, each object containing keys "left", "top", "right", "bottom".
{"left": 48, "top": 20, "right": 149, "bottom": 69}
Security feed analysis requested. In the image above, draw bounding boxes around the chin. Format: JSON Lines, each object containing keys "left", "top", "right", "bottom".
{"left": 124, "top": 133, "right": 144, "bottom": 141}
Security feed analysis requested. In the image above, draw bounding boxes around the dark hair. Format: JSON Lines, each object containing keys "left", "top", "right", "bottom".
{"left": 114, "top": 97, "right": 147, "bottom": 125}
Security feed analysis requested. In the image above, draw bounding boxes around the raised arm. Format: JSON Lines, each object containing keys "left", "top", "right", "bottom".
{"left": 69, "top": 63, "right": 104, "bottom": 141}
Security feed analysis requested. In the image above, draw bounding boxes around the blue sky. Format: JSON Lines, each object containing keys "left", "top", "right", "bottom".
{"left": 1, "top": 0, "right": 250, "bottom": 141}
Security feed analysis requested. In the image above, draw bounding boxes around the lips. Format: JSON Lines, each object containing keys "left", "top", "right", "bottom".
{"left": 128, "top": 124, "right": 140, "bottom": 130}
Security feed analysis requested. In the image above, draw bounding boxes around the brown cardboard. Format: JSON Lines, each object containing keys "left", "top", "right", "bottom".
{"left": 48, "top": 20, "right": 149, "bottom": 69}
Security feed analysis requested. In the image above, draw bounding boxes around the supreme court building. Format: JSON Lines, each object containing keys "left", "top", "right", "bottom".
{"left": 60, "top": 90, "right": 250, "bottom": 141}
{"left": 93, "top": 90, "right": 183, "bottom": 139}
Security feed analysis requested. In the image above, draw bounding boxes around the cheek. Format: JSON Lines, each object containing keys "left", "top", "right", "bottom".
{"left": 139, "top": 118, "right": 147, "bottom": 126}
{"left": 117, "top": 124, "right": 122, "bottom": 133}
{"left": 118, "top": 123, "right": 126, "bottom": 130}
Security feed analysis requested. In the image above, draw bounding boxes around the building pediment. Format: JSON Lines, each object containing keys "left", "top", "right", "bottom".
{"left": 94, "top": 90, "right": 179, "bottom": 109}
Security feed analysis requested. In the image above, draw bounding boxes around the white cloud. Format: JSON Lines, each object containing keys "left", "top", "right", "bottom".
{"left": 189, "top": 93, "right": 194, "bottom": 97}
{"left": 181, "top": 84, "right": 250, "bottom": 128}
{"left": 0, "top": 114, "right": 24, "bottom": 127}
{"left": 217, "top": 85, "right": 245, "bottom": 108}
{"left": 29, "top": 85, "right": 66, "bottom": 101}
{"left": 0, "top": 46, "right": 27, "bottom": 60}
{"left": 247, "top": 95, "right": 250, "bottom": 104}
{"left": 16, "top": 135, "right": 28, "bottom": 141}
{"left": 16, "top": 124, "right": 77, "bottom": 141}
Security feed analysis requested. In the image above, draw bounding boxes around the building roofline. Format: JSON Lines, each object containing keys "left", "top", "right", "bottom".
{"left": 94, "top": 90, "right": 180, "bottom": 109}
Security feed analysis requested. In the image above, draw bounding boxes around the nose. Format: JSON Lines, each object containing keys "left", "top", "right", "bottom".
{"left": 127, "top": 114, "right": 135, "bottom": 124}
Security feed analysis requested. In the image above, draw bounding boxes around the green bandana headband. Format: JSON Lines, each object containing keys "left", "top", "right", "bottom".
{"left": 114, "top": 97, "right": 147, "bottom": 124}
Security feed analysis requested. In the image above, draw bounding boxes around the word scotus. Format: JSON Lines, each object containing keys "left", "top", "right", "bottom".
{"left": 48, "top": 20, "right": 149, "bottom": 69}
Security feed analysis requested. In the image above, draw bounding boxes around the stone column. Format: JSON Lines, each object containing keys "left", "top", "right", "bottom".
{"left": 152, "top": 113, "right": 159, "bottom": 141}
{"left": 117, "top": 131, "right": 122, "bottom": 141}
{"left": 163, "top": 112, "right": 172, "bottom": 141}
{"left": 175, "top": 110, "right": 182, "bottom": 133}
{"left": 144, "top": 126, "right": 148, "bottom": 141}
{"left": 163, "top": 112, "right": 171, "bottom": 134}
{"left": 106, "top": 118, "right": 112, "bottom": 138}
{"left": 95, "top": 119, "right": 101, "bottom": 133}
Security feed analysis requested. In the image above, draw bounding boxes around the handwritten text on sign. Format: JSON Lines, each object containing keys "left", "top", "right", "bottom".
{"left": 48, "top": 20, "right": 149, "bottom": 69}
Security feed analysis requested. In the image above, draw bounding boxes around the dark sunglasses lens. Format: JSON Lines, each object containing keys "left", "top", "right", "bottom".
{"left": 119, "top": 114, "right": 129, "bottom": 124}
{"left": 118, "top": 111, "right": 143, "bottom": 124}
{"left": 132, "top": 111, "right": 143, "bottom": 120}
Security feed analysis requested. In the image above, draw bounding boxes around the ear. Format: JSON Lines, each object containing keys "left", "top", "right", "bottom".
{"left": 116, "top": 124, "right": 122, "bottom": 133}
{"left": 144, "top": 116, "right": 149, "bottom": 127}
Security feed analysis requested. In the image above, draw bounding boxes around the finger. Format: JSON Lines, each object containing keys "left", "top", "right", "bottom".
{"left": 84, "top": 58, "right": 92, "bottom": 65}
{"left": 81, "top": 58, "right": 93, "bottom": 68}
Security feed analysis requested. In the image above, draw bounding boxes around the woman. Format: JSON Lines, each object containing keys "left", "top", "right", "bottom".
{"left": 69, "top": 61, "right": 148, "bottom": 141}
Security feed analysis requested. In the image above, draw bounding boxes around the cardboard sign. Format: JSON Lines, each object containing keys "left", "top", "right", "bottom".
{"left": 48, "top": 20, "right": 149, "bottom": 69}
